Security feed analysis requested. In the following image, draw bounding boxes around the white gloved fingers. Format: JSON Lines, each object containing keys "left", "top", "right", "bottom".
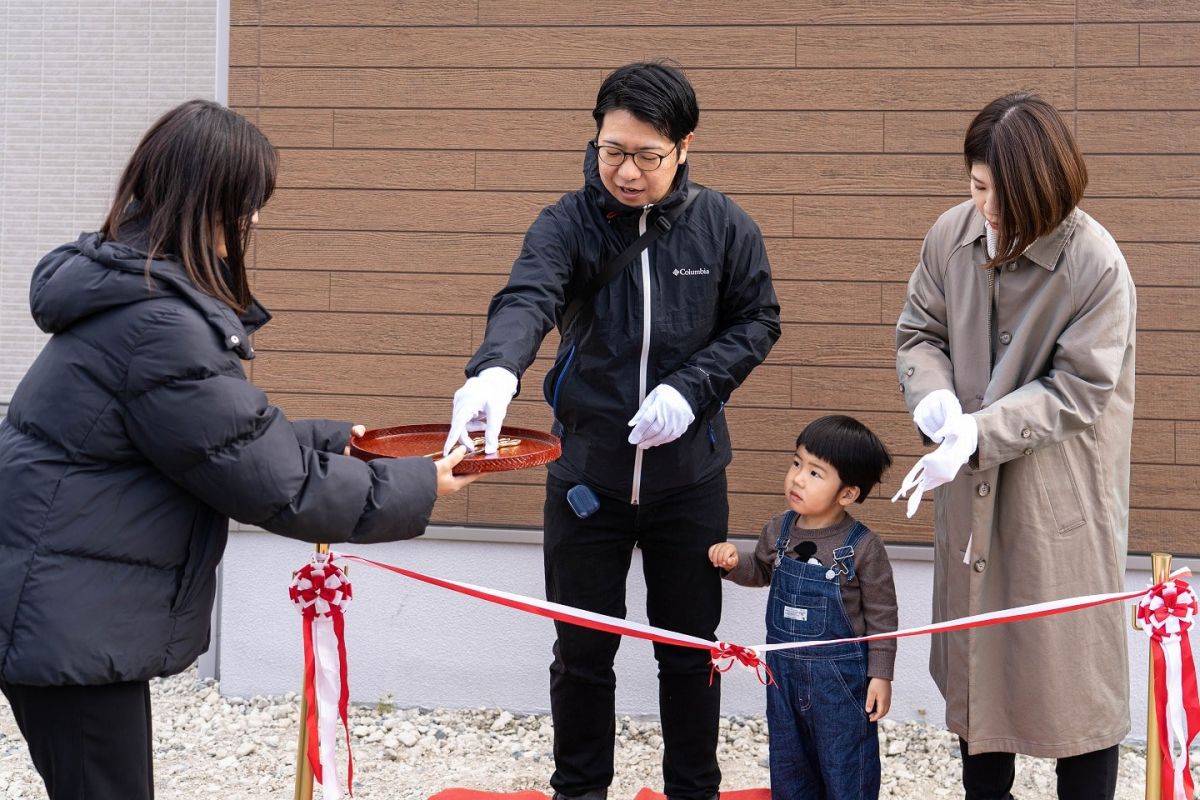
{"left": 913, "top": 389, "right": 962, "bottom": 443}
{"left": 445, "top": 368, "right": 518, "bottom": 455}
{"left": 481, "top": 405, "right": 507, "bottom": 454}
{"left": 628, "top": 384, "right": 694, "bottom": 448}
{"left": 642, "top": 424, "right": 685, "bottom": 449}
{"left": 890, "top": 456, "right": 933, "bottom": 519}
{"left": 934, "top": 413, "right": 978, "bottom": 461}
{"left": 445, "top": 405, "right": 478, "bottom": 454}
{"left": 891, "top": 458, "right": 926, "bottom": 503}
{"left": 637, "top": 424, "right": 674, "bottom": 449}
{"left": 906, "top": 480, "right": 925, "bottom": 518}
{"left": 627, "top": 390, "right": 660, "bottom": 445}
{"left": 627, "top": 412, "right": 658, "bottom": 446}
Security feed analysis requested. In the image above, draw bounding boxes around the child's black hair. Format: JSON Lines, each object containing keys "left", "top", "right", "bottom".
{"left": 592, "top": 61, "right": 699, "bottom": 144}
{"left": 796, "top": 415, "right": 892, "bottom": 503}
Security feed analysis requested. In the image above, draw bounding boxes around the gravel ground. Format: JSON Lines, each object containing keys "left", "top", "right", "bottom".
{"left": 0, "top": 666, "right": 1189, "bottom": 799}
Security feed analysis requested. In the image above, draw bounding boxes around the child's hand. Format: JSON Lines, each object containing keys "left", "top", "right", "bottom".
{"left": 708, "top": 542, "right": 739, "bottom": 571}
{"left": 865, "top": 677, "right": 892, "bottom": 722}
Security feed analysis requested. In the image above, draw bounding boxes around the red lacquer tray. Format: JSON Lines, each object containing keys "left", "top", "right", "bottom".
{"left": 349, "top": 424, "right": 560, "bottom": 475}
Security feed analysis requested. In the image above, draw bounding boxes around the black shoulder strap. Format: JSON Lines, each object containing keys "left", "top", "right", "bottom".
{"left": 559, "top": 182, "right": 702, "bottom": 335}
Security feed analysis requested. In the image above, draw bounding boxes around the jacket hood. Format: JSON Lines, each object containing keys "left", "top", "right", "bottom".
{"left": 582, "top": 141, "right": 692, "bottom": 218}
{"left": 29, "top": 231, "right": 269, "bottom": 359}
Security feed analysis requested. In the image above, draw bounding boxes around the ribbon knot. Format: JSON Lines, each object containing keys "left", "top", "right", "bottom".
{"left": 709, "top": 642, "right": 775, "bottom": 687}
{"left": 1137, "top": 579, "right": 1196, "bottom": 643}
{"left": 290, "top": 558, "right": 353, "bottom": 621}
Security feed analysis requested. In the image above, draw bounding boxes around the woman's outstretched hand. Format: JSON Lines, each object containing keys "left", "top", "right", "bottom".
{"left": 435, "top": 445, "right": 483, "bottom": 495}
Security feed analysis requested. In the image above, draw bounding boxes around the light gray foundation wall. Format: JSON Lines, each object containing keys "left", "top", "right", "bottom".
{"left": 219, "top": 529, "right": 1177, "bottom": 743}
{"left": 0, "top": 0, "right": 221, "bottom": 403}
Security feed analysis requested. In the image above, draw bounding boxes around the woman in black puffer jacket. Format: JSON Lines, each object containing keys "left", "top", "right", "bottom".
{"left": 0, "top": 99, "right": 476, "bottom": 800}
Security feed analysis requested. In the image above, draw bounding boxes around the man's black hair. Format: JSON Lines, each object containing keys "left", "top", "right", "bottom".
{"left": 796, "top": 415, "right": 892, "bottom": 503}
{"left": 592, "top": 61, "right": 699, "bottom": 143}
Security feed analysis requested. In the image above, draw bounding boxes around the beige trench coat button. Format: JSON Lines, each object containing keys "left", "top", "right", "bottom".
{"left": 974, "top": 559, "right": 987, "bottom": 573}
{"left": 1021, "top": 428, "right": 1032, "bottom": 438}
{"left": 999, "top": 331, "right": 1012, "bottom": 345}
{"left": 906, "top": 366, "right": 915, "bottom": 376}
{"left": 1023, "top": 447, "right": 1034, "bottom": 456}
{"left": 977, "top": 482, "right": 991, "bottom": 497}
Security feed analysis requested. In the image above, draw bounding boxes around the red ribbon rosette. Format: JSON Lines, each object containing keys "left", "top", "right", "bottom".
{"left": 290, "top": 556, "right": 354, "bottom": 799}
{"left": 1137, "top": 578, "right": 1200, "bottom": 800}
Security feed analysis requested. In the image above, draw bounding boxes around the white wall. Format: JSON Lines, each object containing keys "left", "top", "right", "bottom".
{"left": 219, "top": 527, "right": 1181, "bottom": 741}
{"left": 0, "top": 0, "right": 222, "bottom": 403}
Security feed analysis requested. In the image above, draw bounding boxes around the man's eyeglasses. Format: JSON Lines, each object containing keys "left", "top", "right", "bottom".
{"left": 595, "top": 143, "right": 679, "bottom": 172}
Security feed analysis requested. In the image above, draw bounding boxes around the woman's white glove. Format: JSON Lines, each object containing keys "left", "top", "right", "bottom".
{"left": 627, "top": 384, "right": 695, "bottom": 449}
{"left": 912, "top": 388, "right": 962, "bottom": 443}
{"left": 444, "top": 367, "right": 518, "bottom": 455}
{"left": 891, "top": 413, "right": 978, "bottom": 518}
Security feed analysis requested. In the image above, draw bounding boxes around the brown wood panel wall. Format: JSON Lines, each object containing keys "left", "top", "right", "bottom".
{"left": 231, "top": 0, "right": 1200, "bottom": 555}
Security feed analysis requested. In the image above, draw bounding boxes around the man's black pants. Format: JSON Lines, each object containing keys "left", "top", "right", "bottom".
{"left": 544, "top": 472, "right": 728, "bottom": 800}
{"left": 1, "top": 679, "right": 154, "bottom": 800}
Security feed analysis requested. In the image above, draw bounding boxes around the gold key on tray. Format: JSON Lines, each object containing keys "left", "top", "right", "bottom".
{"left": 422, "top": 436, "right": 522, "bottom": 459}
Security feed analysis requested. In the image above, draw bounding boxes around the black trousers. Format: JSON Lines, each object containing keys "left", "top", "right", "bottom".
{"left": 1, "top": 679, "right": 154, "bottom": 800}
{"left": 544, "top": 472, "right": 728, "bottom": 800}
{"left": 959, "top": 738, "right": 1119, "bottom": 800}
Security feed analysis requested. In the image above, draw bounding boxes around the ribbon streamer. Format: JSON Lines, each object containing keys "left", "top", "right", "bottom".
{"left": 1137, "top": 578, "right": 1200, "bottom": 800}
{"left": 290, "top": 556, "right": 355, "bottom": 799}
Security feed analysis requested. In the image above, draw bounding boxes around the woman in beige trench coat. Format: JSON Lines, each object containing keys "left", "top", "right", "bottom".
{"left": 895, "top": 93, "right": 1136, "bottom": 800}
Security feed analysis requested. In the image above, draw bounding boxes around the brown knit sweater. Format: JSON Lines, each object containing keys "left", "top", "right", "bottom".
{"left": 723, "top": 511, "right": 898, "bottom": 680}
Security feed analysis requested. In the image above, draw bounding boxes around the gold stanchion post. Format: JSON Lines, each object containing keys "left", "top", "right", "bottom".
{"left": 1134, "top": 552, "right": 1173, "bottom": 800}
{"left": 293, "top": 543, "right": 329, "bottom": 800}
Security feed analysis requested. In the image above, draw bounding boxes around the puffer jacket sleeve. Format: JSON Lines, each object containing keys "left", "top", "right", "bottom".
{"left": 661, "top": 201, "right": 781, "bottom": 413}
{"left": 291, "top": 418, "right": 353, "bottom": 454}
{"left": 465, "top": 205, "right": 575, "bottom": 392}
{"left": 122, "top": 313, "right": 437, "bottom": 544}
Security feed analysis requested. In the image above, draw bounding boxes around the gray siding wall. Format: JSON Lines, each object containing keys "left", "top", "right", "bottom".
{"left": 0, "top": 0, "right": 222, "bottom": 402}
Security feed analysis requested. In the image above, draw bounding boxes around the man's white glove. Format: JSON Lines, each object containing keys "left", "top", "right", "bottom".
{"left": 891, "top": 413, "right": 978, "bottom": 518}
{"left": 912, "top": 389, "right": 962, "bottom": 443}
{"left": 627, "top": 384, "right": 694, "bottom": 449}
{"left": 444, "top": 367, "right": 518, "bottom": 455}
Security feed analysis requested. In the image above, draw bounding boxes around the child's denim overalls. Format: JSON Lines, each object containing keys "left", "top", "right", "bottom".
{"left": 764, "top": 511, "right": 880, "bottom": 800}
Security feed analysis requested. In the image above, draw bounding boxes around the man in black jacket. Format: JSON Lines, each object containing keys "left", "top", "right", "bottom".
{"left": 445, "top": 62, "right": 781, "bottom": 800}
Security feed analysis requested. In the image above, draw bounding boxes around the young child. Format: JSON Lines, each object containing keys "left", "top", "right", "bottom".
{"left": 709, "top": 414, "right": 897, "bottom": 800}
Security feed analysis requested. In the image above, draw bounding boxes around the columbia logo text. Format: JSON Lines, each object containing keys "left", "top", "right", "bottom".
{"left": 672, "top": 267, "right": 711, "bottom": 277}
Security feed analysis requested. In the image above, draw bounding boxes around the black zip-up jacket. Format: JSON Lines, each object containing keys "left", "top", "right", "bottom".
{"left": 467, "top": 144, "right": 780, "bottom": 503}
{"left": 0, "top": 229, "right": 437, "bottom": 686}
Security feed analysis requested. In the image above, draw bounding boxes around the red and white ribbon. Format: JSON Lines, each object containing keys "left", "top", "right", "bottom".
{"left": 289, "top": 555, "right": 354, "bottom": 799}
{"left": 1137, "top": 578, "right": 1200, "bottom": 800}
{"left": 751, "top": 572, "right": 1191, "bottom": 654}
{"left": 296, "top": 552, "right": 1199, "bottom": 797}
{"left": 326, "top": 553, "right": 1195, "bottom": 681}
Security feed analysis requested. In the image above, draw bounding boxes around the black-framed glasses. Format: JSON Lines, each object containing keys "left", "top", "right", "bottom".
{"left": 595, "top": 143, "right": 679, "bottom": 172}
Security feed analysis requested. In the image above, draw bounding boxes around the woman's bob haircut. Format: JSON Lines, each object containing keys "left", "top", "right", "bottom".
{"left": 964, "top": 92, "right": 1088, "bottom": 269}
{"left": 101, "top": 100, "right": 277, "bottom": 312}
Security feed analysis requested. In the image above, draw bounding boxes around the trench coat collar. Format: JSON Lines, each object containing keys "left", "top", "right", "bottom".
{"left": 958, "top": 206, "right": 1081, "bottom": 272}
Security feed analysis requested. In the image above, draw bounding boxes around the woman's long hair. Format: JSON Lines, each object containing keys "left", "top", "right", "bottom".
{"left": 964, "top": 92, "right": 1087, "bottom": 269}
{"left": 101, "top": 100, "right": 277, "bottom": 312}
